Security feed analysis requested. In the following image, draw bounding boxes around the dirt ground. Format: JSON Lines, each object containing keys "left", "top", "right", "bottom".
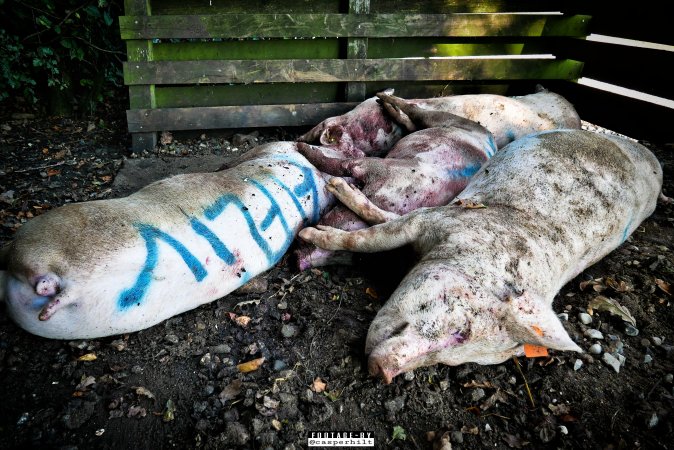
{"left": 0, "top": 100, "right": 672, "bottom": 450}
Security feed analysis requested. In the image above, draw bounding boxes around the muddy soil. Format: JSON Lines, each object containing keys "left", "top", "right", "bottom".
{"left": 0, "top": 103, "right": 672, "bottom": 450}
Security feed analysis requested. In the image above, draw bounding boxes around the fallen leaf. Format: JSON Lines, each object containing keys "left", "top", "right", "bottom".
{"left": 605, "top": 277, "right": 632, "bottom": 292}
{"left": 465, "top": 406, "right": 481, "bottom": 416}
{"left": 579, "top": 278, "right": 607, "bottom": 293}
{"left": 548, "top": 403, "right": 571, "bottom": 415}
{"left": 237, "top": 357, "right": 265, "bottom": 373}
{"left": 461, "top": 425, "right": 479, "bottom": 435}
{"left": 100, "top": 175, "right": 112, "bottom": 183}
{"left": 134, "top": 387, "right": 156, "bottom": 400}
{"left": 655, "top": 278, "right": 672, "bottom": 296}
{"left": 587, "top": 296, "right": 636, "bottom": 326}
{"left": 453, "top": 199, "right": 487, "bottom": 209}
{"left": 46, "top": 168, "right": 61, "bottom": 177}
{"left": 463, "top": 380, "right": 495, "bottom": 389}
{"left": 163, "top": 399, "right": 176, "bottom": 422}
{"left": 219, "top": 379, "right": 243, "bottom": 403}
{"left": 481, "top": 390, "right": 509, "bottom": 411}
{"left": 75, "top": 375, "right": 96, "bottom": 391}
{"left": 524, "top": 344, "right": 549, "bottom": 358}
{"left": 311, "top": 377, "right": 327, "bottom": 393}
{"left": 365, "top": 287, "right": 378, "bottom": 299}
{"left": 78, "top": 353, "right": 97, "bottom": 361}
{"left": 127, "top": 405, "right": 147, "bottom": 418}
{"left": 271, "top": 419, "right": 282, "bottom": 431}
{"left": 228, "top": 312, "right": 251, "bottom": 327}
{"left": 324, "top": 390, "right": 340, "bottom": 401}
{"left": 42, "top": 148, "right": 49, "bottom": 154}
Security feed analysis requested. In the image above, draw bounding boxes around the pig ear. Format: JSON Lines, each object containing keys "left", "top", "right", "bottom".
{"left": 319, "top": 125, "right": 343, "bottom": 146}
{"left": 503, "top": 292, "right": 582, "bottom": 352}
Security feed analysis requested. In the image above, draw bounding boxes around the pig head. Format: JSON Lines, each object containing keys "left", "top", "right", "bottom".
{"left": 300, "top": 130, "right": 662, "bottom": 382}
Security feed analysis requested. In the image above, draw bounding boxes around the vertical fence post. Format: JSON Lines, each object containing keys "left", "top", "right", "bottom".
{"left": 124, "top": 0, "right": 157, "bottom": 152}
{"left": 345, "top": 0, "right": 369, "bottom": 102}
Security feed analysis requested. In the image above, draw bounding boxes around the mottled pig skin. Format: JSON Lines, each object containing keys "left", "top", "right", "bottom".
{"left": 295, "top": 92, "right": 498, "bottom": 270}
{"left": 300, "top": 130, "right": 662, "bottom": 383}
{"left": 0, "top": 143, "right": 334, "bottom": 339}
{"left": 297, "top": 86, "right": 580, "bottom": 157}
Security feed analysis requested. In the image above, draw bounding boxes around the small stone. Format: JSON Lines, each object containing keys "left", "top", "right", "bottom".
{"left": 652, "top": 336, "right": 663, "bottom": 346}
{"left": 647, "top": 413, "right": 659, "bottom": 429}
{"left": 164, "top": 334, "right": 179, "bottom": 345}
{"left": 644, "top": 354, "right": 653, "bottom": 364}
{"left": 485, "top": 423, "right": 492, "bottom": 432}
{"left": 273, "top": 360, "right": 287, "bottom": 371}
{"left": 589, "top": 343, "right": 602, "bottom": 355}
{"left": 450, "top": 431, "right": 464, "bottom": 444}
{"left": 664, "top": 373, "right": 673, "bottom": 383}
{"left": 200, "top": 353, "right": 212, "bottom": 366}
{"left": 403, "top": 371, "right": 415, "bottom": 381}
{"left": 578, "top": 313, "right": 592, "bottom": 325}
{"left": 585, "top": 329, "right": 604, "bottom": 340}
{"left": 508, "top": 376, "right": 517, "bottom": 384}
{"left": 573, "top": 359, "right": 583, "bottom": 371}
{"left": 211, "top": 344, "right": 231, "bottom": 354}
{"left": 557, "top": 313, "right": 569, "bottom": 321}
{"left": 281, "top": 324, "right": 298, "bottom": 338}
{"left": 558, "top": 425, "right": 568, "bottom": 435}
{"left": 471, "top": 388, "right": 486, "bottom": 402}
{"left": 384, "top": 396, "right": 406, "bottom": 414}
{"left": 617, "top": 354, "right": 626, "bottom": 366}
{"left": 625, "top": 325, "right": 639, "bottom": 336}
{"left": 603, "top": 353, "right": 621, "bottom": 373}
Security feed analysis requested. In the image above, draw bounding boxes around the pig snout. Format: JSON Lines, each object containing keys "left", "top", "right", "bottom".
{"left": 35, "top": 273, "right": 61, "bottom": 297}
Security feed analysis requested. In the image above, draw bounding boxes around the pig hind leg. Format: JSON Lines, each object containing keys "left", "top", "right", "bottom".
{"left": 299, "top": 212, "right": 425, "bottom": 253}
{"left": 327, "top": 177, "right": 399, "bottom": 225}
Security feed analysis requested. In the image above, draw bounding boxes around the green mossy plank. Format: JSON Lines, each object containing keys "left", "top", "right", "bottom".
{"left": 367, "top": 38, "right": 545, "bottom": 58}
{"left": 155, "top": 83, "right": 340, "bottom": 108}
{"left": 123, "top": 58, "right": 584, "bottom": 85}
{"left": 369, "top": 0, "right": 569, "bottom": 13}
{"left": 362, "top": 81, "right": 513, "bottom": 98}
{"left": 126, "top": 103, "right": 359, "bottom": 132}
{"left": 150, "top": 0, "right": 341, "bottom": 15}
{"left": 119, "top": 14, "right": 590, "bottom": 40}
{"left": 152, "top": 40, "right": 339, "bottom": 61}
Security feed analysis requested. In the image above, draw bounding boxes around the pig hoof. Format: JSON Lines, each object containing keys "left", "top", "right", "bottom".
{"left": 35, "top": 274, "right": 60, "bottom": 297}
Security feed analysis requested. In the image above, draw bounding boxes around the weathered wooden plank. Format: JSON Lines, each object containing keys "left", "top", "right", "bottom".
{"left": 551, "top": 81, "right": 674, "bottom": 142}
{"left": 119, "top": 14, "right": 591, "bottom": 40}
{"left": 125, "top": 0, "right": 157, "bottom": 151}
{"left": 346, "top": 0, "right": 370, "bottom": 102}
{"left": 152, "top": 40, "right": 339, "bottom": 61}
{"left": 126, "top": 103, "right": 359, "bottom": 132}
{"left": 151, "top": 0, "right": 341, "bottom": 15}
{"left": 367, "top": 38, "right": 549, "bottom": 58}
{"left": 155, "top": 83, "right": 340, "bottom": 108}
{"left": 123, "top": 58, "right": 584, "bottom": 85}
{"left": 550, "top": 38, "right": 674, "bottom": 100}
{"left": 149, "top": 0, "right": 572, "bottom": 15}
{"left": 370, "top": 0, "right": 572, "bottom": 13}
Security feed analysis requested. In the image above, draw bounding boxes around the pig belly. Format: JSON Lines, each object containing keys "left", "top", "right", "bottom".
{"left": 3, "top": 151, "right": 331, "bottom": 339}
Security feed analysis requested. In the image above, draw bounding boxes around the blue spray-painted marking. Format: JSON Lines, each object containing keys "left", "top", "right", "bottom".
{"left": 118, "top": 224, "right": 208, "bottom": 309}
{"left": 446, "top": 163, "right": 483, "bottom": 180}
{"left": 190, "top": 218, "right": 236, "bottom": 265}
{"left": 505, "top": 130, "right": 516, "bottom": 142}
{"left": 486, "top": 135, "right": 498, "bottom": 157}
{"left": 118, "top": 160, "right": 320, "bottom": 310}
{"left": 621, "top": 217, "right": 634, "bottom": 243}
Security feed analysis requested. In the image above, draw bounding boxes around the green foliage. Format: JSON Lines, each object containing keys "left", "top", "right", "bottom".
{"left": 0, "top": 0, "right": 124, "bottom": 114}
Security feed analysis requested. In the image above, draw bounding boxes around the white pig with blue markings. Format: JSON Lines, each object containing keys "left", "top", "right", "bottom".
{"left": 0, "top": 143, "right": 333, "bottom": 339}
{"left": 300, "top": 130, "right": 663, "bottom": 383}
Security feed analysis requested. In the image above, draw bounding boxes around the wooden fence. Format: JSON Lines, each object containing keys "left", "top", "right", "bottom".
{"left": 120, "top": 0, "right": 673, "bottom": 150}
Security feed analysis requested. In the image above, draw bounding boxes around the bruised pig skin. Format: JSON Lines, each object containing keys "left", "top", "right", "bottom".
{"left": 297, "top": 86, "right": 580, "bottom": 155}
{"left": 294, "top": 92, "right": 498, "bottom": 270}
{"left": 299, "top": 130, "right": 662, "bottom": 382}
{"left": 0, "top": 142, "right": 334, "bottom": 339}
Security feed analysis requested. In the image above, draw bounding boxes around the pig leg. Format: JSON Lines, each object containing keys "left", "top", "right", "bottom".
{"left": 378, "top": 92, "right": 487, "bottom": 135}
{"left": 326, "top": 177, "right": 400, "bottom": 225}
{"left": 299, "top": 212, "right": 425, "bottom": 253}
{"left": 296, "top": 142, "right": 353, "bottom": 176}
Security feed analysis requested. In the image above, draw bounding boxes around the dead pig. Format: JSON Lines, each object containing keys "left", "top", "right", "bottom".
{"left": 299, "top": 130, "right": 662, "bottom": 383}
{"left": 295, "top": 92, "right": 497, "bottom": 269}
{"left": 0, "top": 142, "right": 333, "bottom": 339}
{"left": 297, "top": 86, "right": 580, "bottom": 155}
